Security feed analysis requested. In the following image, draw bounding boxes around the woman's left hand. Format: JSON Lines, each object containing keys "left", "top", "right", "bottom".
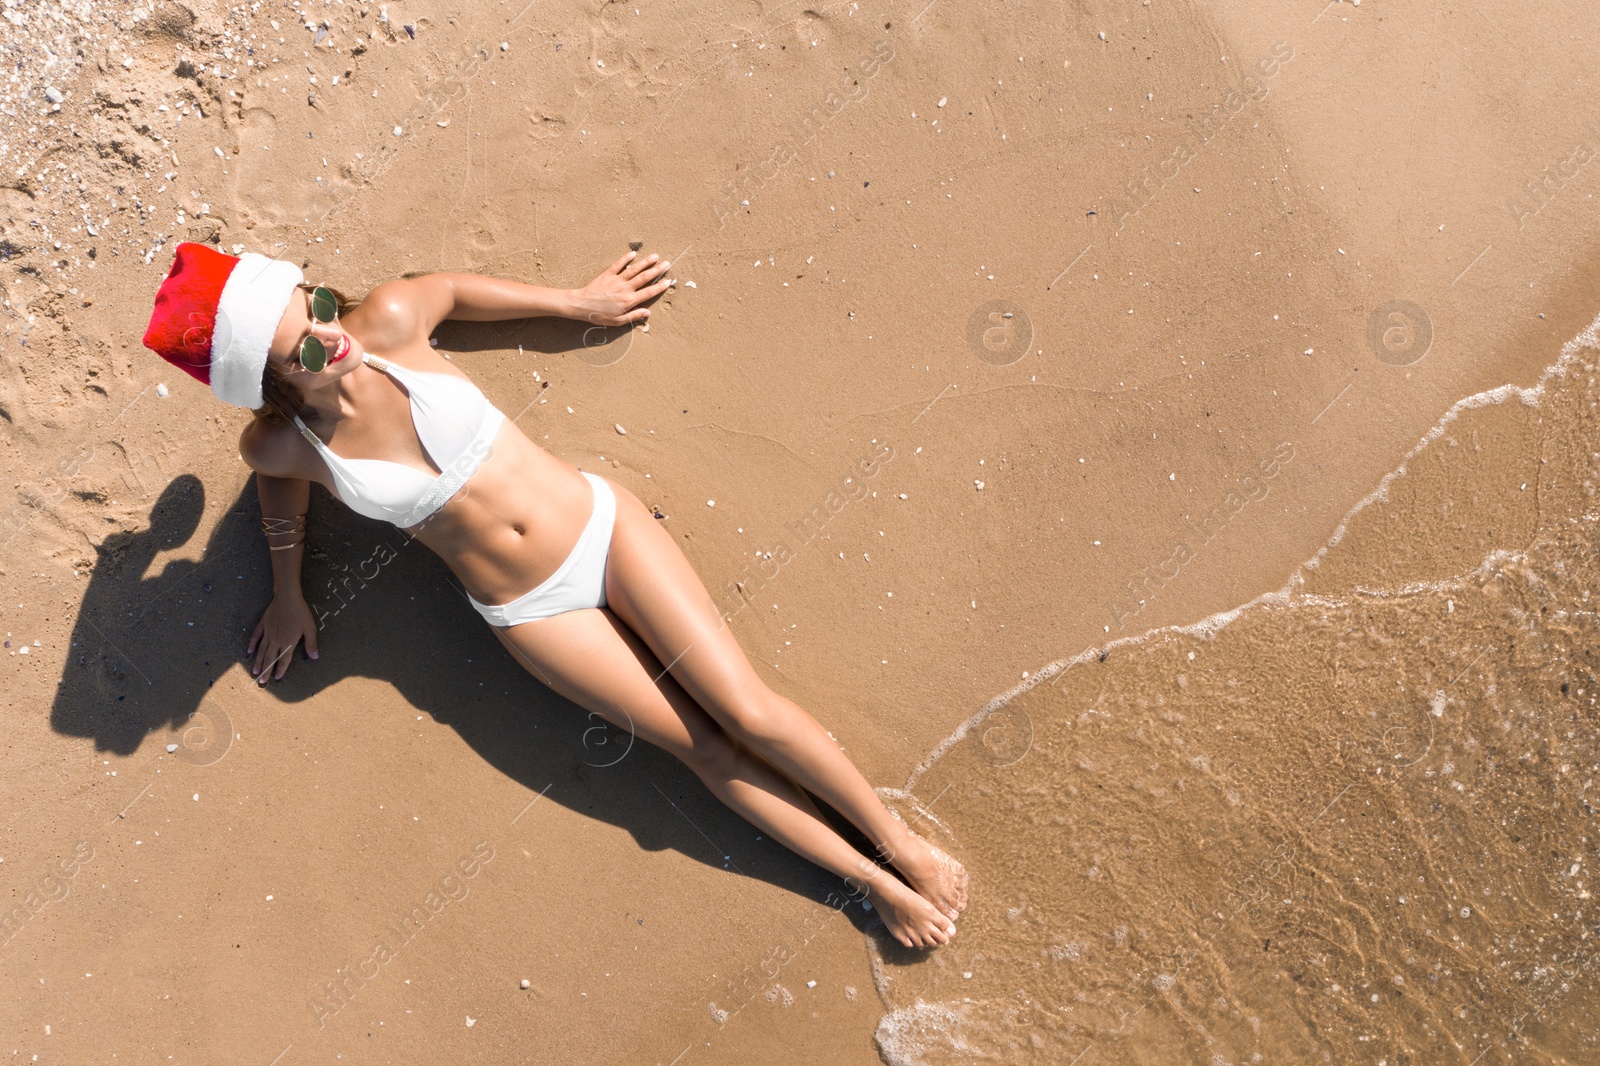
{"left": 569, "top": 250, "right": 672, "bottom": 326}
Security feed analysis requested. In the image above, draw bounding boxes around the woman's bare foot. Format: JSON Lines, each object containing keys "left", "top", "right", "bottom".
{"left": 865, "top": 870, "right": 958, "bottom": 949}
{"left": 887, "top": 831, "right": 969, "bottom": 922}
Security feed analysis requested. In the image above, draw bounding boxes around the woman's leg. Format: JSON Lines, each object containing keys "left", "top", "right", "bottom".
{"left": 600, "top": 480, "right": 969, "bottom": 921}
{"left": 488, "top": 606, "right": 957, "bottom": 947}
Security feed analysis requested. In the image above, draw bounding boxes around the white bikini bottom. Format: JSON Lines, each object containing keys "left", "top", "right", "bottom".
{"left": 466, "top": 472, "right": 616, "bottom": 626}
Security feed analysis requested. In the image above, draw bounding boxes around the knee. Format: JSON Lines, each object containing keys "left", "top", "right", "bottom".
{"left": 682, "top": 724, "right": 743, "bottom": 784}
{"left": 714, "top": 684, "right": 788, "bottom": 745}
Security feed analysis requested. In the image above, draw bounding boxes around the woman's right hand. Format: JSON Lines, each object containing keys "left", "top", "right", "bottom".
{"left": 247, "top": 592, "right": 320, "bottom": 684}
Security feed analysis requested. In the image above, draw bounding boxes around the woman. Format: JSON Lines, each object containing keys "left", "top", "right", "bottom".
{"left": 142, "top": 242, "right": 967, "bottom": 948}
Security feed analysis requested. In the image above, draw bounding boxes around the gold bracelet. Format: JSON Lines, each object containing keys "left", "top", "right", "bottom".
{"left": 262, "top": 513, "right": 308, "bottom": 535}
{"left": 268, "top": 535, "right": 307, "bottom": 551}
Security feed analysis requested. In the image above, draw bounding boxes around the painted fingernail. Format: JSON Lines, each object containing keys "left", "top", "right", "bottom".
{"left": 309, "top": 651, "right": 319, "bottom": 659}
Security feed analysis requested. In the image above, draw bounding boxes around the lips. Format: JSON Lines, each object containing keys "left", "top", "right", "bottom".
{"left": 330, "top": 335, "right": 351, "bottom": 364}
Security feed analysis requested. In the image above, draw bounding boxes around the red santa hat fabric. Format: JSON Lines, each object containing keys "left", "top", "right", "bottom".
{"left": 142, "top": 242, "right": 304, "bottom": 409}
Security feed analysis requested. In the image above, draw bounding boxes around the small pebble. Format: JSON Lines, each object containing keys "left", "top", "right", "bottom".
{"left": 393, "top": 126, "right": 404, "bottom": 136}
{"left": 167, "top": 744, "right": 178, "bottom": 753}
{"left": 500, "top": 41, "right": 510, "bottom": 51}
{"left": 520, "top": 979, "right": 531, "bottom": 989}
{"left": 157, "top": 383, "right": 169, "bottom": 397}
{"left": 44, "top": 86, "right": 64, "bottom": 104}
{"left": 615, "top": 424, "right": 627, "bottom": 435}
{"left": 707, "top": 500, "right": 715, "bottom": 507}
{"left": 937, "top": 97, "right": 947, "bottom": 107}
{"left": 806, "top": 980, "right": 816, "bottom": 988}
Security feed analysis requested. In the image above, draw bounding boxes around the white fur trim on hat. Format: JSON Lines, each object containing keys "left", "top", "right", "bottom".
{"left": 211, "top": 253, "right": 305, "bottom": 408}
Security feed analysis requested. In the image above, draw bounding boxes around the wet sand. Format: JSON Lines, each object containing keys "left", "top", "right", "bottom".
{"left": 3, "top": 0, "right": 1598, "bottom": 1063}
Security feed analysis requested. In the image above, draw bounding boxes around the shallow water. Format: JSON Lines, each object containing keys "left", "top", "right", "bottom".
{"left": 871, "top": 320, "right": 1600, "bottom": 1065}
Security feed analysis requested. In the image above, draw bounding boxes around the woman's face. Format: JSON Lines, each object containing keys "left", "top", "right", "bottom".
{"left": 267, "top": 285, "right": 364, "bottom": 385}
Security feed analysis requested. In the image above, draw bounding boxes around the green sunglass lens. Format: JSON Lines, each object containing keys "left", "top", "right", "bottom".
{"left": 299, "top": 336, "right": 328, "bottom": 373}
{"left": 311, "top": 287, "right": 338, "bottom": 323}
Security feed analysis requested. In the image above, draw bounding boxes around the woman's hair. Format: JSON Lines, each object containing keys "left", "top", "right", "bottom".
{"left": 250, "top": 284, "right": 355, "bottom": 426}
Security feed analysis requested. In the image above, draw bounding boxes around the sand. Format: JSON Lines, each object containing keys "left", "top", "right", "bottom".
{"left": 3, "top": 0, "right": 1598, "bottom": 1063}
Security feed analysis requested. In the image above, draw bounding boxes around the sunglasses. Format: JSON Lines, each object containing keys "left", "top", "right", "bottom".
{"left": 294, "top": 286, "right": 341, "bottom": 372}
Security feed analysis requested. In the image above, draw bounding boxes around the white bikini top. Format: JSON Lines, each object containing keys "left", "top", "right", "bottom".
{"left": 291, "top": 353, "right": 505, "bottom": 529}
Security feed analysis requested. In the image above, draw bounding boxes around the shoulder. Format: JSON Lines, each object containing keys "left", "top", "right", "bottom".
{"left": 346, "top": 276, "right": 455, "bottom": 351}
{"left": 239, "top": 418, "right": 316, "bottom": 480}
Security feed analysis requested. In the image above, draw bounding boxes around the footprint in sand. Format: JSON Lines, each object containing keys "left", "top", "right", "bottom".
{"left": 225, "top": 108, "right": 303, "bottom": 233}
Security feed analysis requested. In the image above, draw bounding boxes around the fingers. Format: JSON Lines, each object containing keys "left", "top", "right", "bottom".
{"left": 247, "top": 618, "right": 264, "bottom": 655}
{"left": 627, "top": 259, "right": 670, "bottom": 288}
{"left": 620, "top": 251, "right": 659, "bottom": 280}
{"left": 251, "top": 631, "right": 270, "bottom": 677}
{"left": 251, "top": 636, "right": 298, "bottom": 684}
{"left": 304, "top": 626, "right": 320, "bottom": 660}
{"left": 606, "top": 250, "right": 635, "bottom": 276}
{"left": 257, "top": 642, "right": 292, "bottom": 685}
{"left": 272, "top": 639, "right": 294, "bottom": 680}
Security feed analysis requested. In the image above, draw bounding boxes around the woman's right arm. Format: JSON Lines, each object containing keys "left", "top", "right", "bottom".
{"left": 241, "top": 425, "right": 321, "bottom": 684}
{"left": 257, "top": 471, "right": 311, "bottom": 595}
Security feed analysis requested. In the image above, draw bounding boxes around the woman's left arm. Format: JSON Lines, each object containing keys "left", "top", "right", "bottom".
{"left": 401, "top": 251, "right": 673, "bottom": 331}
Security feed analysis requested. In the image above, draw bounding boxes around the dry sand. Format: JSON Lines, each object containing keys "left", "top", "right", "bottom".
{"left": 3, "top": 1, "right": 1598, "bottom": 1063}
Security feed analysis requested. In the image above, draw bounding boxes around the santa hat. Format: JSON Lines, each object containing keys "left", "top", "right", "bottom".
{"left": 142, "top": 242, "right": 304, "bottom": 409}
